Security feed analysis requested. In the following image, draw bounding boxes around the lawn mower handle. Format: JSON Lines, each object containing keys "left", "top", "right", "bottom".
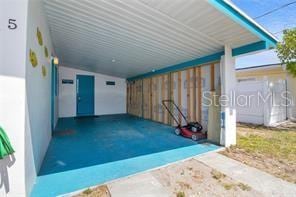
{"left": 162, "top": 100, "right": 189, "bottom": 126}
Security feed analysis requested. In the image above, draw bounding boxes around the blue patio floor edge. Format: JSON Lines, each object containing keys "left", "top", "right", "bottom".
{"left": 31, "top": 143, "right": 220, "bottom": 197}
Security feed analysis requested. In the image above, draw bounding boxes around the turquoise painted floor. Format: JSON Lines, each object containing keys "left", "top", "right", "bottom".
{"left": 31, "top": 114, "right": 220, "bottom": 197}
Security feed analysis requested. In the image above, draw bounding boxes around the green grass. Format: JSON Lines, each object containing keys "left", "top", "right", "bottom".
{"left": 211, "top": 170, "right": 226, "bottom": 180}
{"left": 222, "top": 124, "right": 296, "bottom": 183}
{"left": 237, "top": 183, "right": 251, "bottom": 191}
{"left": 222, "top": 183, "right": 235, "bottom": 190}
{"left": 176, "top": 191, "right": 185, "bottom": 197}
{"left": 82, "top": 188, "right": 92, "bottom": 195}
{"left": 236, "top": 127, "right": 296, "bottom": 162}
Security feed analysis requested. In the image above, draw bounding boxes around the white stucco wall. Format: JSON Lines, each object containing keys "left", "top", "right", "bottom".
{"left": 0, "top": 0, "right": 29, "bottom": 196}
{"left": 25, "top": 0, "right": 55, "bottom": 177}
{"left": 59, "top": 66, "right": 127, "bottom": 117}
{"left": 11, "top": 0, "right": 58, "bottom": 195}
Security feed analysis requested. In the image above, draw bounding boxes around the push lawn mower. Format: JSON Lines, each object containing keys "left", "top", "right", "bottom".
{"left": 162, "top": 100, "right": 206, "bottom": 141}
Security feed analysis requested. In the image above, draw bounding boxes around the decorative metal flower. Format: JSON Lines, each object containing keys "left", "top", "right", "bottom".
{"left": 44, "top": 46, "right": 49, "bottom": 58}
{"left": 42, "top": 65, "right": 47, "bottom": 77}
{"left": 37, "top": 27, "right": 43, "bottom": 46}
{"left": 30, "top": 49, "right": 38, "bottom": 67}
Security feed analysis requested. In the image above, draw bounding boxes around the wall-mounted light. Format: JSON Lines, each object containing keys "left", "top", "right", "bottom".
{"left": 111, "top": 59, "right": 116, "bottom": 63}
{"left": 53, "top": 57, "right": 59, "bottom": 65}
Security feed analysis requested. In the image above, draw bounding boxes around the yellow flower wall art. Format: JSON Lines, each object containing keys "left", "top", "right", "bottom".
{"left": 42, "top": 65, "right": 47, "bottom": 77}
{"left": 37, "top": 27, "right": 43, "bottom": 46}
{"left": 30, "top": 49, "right": 38, "bottom": 67}
{"left": 44, "top": 46, "right": 49, "bottom": 58}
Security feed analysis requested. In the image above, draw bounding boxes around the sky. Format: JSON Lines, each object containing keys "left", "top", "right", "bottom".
{"left": 231, "top": 0, "right": 296, "bottom": 68}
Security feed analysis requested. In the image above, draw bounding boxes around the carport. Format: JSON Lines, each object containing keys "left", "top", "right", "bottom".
{"left": 0, "top": 0, "right": 278, "bottom": 196}
{"left": 33, "top": 115, "right": 219, "bottom": 196}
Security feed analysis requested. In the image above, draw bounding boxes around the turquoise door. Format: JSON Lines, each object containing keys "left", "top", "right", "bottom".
{"left": 76, "top": 75, "right": 95, "bottom": 116}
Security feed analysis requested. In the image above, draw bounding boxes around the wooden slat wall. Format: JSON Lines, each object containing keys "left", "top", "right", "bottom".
{"left": 196, "top": 67, "right": 202, "bottom": 123}
{"left": 127, "top": 62, "right": 219, "bottom": 128}
{"left": 177, "top": 71, "right": 182, "bottom": 124}
{"left": 151, "top": 76, "right": 157, "bottom": 121}
{"left": 127, "top": 80, "right": 143, "bottom": 117}
{"left": 171, "top": 72, "right": 178, "bottom": 126}
{"left": 156, "top": 76, "right": 161, "bottom": 122}
{"left": 128, "top": 81, "right": 132, "bottom": 115}
{"left": 128, "top": 81, "right": 134, "bottom": 116}
{"left": 186, "top": 69, "right": 196, "bottom": 123}
{"left": 136, "top": 80, "right": 143, "bottom": 117}
{"left": 200, "top": 65, "right": 211, "bottom": 131}
{"left": 142, "top": 80, "right": 146, "bottom": 117}
{"left": 149, "top": 78, "right": 153, "bottom": 119}
{"left": 211, "top": 63, "right": 215, "bottom": 91}
{"left": 192, "top": 68, "right": 197, "bottom": 122}
{"left": 132, "top": 81, "right": 136, "bottom": 115}
{"left": 161, "top": 75, "right": 165, "bottom": 123}
{"left": 127, "top": 82, "right": 130, "bottom": 114}
{"left": 169, "top": 73, "right": 174, "bottom": 125}
{"left": 143, "top": 78, "right": 152, "bottom": 119}
{"left": 186, "top": 70, "right": 191, "bottom": 122}
{"left": 161, "top": 74, "right": 169, "bottom": 124}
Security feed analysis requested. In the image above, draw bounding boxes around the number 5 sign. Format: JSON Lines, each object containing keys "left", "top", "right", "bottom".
{"left": 8, "top": 19, "right": 17, "bottom": 30}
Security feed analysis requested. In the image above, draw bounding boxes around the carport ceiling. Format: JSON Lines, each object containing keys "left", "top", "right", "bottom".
{"left": 44, "top": 0, "right": 276, "bottom": 78}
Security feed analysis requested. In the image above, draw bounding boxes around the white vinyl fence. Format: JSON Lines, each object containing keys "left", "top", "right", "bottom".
{"left": 235, "top": 79, "right": 287, "bottom": 126}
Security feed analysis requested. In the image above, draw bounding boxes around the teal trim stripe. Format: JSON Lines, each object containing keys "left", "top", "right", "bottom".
{"left": 127, "top": 41, "right": 267, "bottom": 81}
{"left": 232, "top": 41, "right": 268, "bottom": 56}
{"left": 208, "top": 0, "right": 278, "bottom": 47}
{"left": 128, "top": 51, "right": 224, "bottom": 81}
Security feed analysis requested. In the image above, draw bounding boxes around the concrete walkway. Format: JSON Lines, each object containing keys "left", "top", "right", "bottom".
{"left": 68, "top": 152, "right": 296, "bottom": 197}
{"left": 108, "top": 173, "right": 170, "bottom": 197}
{"left": 195, "top": 152, "right": 296, "bottom": 197}
{"left": 107, "top": 152, "right": 296, "bottom": 197}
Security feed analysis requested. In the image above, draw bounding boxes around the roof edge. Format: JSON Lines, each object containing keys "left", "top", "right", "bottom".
{"left": 236, "top": 63, "right": 283, "bottom": 71}
{"left": 208, "top": 0, "right": 278, "bottom": 47}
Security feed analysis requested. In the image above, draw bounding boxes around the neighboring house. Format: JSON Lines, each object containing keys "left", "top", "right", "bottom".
{"left": 236, "top": 64, "right": 296, "bottom": 125}
{"left": 236, "top": 63, "right": 286, "bottom": 82}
